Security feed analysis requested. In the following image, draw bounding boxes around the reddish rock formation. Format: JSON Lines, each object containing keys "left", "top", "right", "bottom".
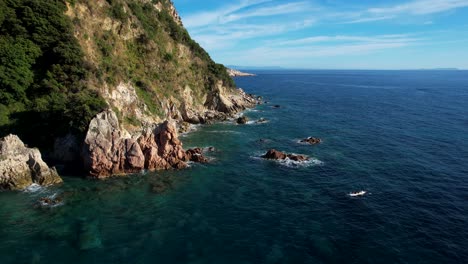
{"left": 262, "top": 149, "right": 309, "bottom": 162}
{"left": 82, "top": 110, "right": 208, "bottom": 178}
{"left": 185, "top": 148, "right": 209, "bottom": 163}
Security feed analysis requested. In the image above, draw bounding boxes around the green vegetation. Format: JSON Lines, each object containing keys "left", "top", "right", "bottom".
{"left": 0, "top": 0, "right": 235, "bottom": 149}
{"left": 0, "top": 0, "right": 106, "bottom": 148}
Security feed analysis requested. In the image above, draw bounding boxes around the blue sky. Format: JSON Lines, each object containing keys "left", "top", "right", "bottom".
{"left": 172, "top": 0, "right": 468, "bottom": 69}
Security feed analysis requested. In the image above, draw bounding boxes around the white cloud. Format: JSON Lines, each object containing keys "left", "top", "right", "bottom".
{"left": 220, "top": 2, "right": 313, "bottom": 24}
{"left": 220, "top": 33, "right": 421, "bottom": 66}
{"left": 341, "top": 0, "right": 468, "bottom": 24}
{"left": 192, "top": 21, "right": 315, "bottom": 50}
{"left": 182, "top": 0, "right": 273, "bottom": 28}
{"left": 274, "top": 34, "right": 421, "bottom": 46}
{"left": 342, "top": 16, "right": 395, "bottom": 24}
{"left": 368, "top": 0, "right": 468, "bottom": 15}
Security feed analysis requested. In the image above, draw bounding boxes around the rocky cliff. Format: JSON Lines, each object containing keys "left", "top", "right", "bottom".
{"left": 65, "top": 0, "right": 250, "bottom": 130}
{"left": 0, "top": 135, "right": 62, "bottom": 190}
{"left": 0, "top": 0, "right": 257, "bottom": 178}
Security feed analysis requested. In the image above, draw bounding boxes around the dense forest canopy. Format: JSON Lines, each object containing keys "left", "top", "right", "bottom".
{"left": 0, "top": 0, "right": 106, "bottom": 148}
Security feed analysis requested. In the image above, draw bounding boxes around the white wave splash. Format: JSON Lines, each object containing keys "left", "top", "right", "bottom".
{"left": 23, "top": 183, "right": 44, "bottom": 193}
{"left": 251, "top": 153, "right": 324, "bottom": 168}
{"left": 38, "top": 192, "right": 65, "bottom": 208}
{"left": 205, "top": 130, "right": 244, "bottom": 135}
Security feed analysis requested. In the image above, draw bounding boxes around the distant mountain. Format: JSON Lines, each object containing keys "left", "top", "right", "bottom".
{"left": 417, "top": 68, "right": 459, "bottom": 71}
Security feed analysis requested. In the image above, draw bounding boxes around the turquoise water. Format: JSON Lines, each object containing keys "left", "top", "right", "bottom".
{"left": 1, "top": 70, "right": 468, "bottom": 263}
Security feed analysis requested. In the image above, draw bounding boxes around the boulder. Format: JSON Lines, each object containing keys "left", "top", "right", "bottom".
{"left": 237, "top": 116, "right": 248, "bottom": 124}
{"left": 185, "top": 148, "right": 209, "bottom": 163}
{"left": 262, "top": 149, "right": 287, "bottom": 160}
{"left": 262, "top": 149, "right": 309, "bottom": 162}
{"left": 0, "top": 134, "right": 62, "bottom": 190}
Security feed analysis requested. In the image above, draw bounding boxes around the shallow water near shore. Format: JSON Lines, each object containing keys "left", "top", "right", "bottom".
{"left": 1, "top": 70, "right": 468, "bottom": 263}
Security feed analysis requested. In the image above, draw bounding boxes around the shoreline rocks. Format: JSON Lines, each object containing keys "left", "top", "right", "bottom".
{"left": 82, "top": 110, "right": 209, "bottom": 178}
{"left": 237, "top": 116, "right": 248, "bottom": 124}
{"left": 262, "top": 149, "right": 309, "bottom": 162}
{"left": 0, "top": 134, "right": 63, "bottom": 190}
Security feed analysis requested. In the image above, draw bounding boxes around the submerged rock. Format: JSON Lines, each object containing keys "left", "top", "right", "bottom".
{"left": 0, "top": 134, "right": 62, "bottom": 190}
{"left": 262, "top": 149, "right": 309, "bottom": 162}
{"left": 77, "top": 219, "right": 102, "bottom": 250}
{"left": 300, "top": 137, "right": 322, "bottom": 145}
{"left": 37, "top": 195, "right": 63, "bottom": 207}
{"left": 256, "top": 118, "right": 268, "bottom": 124}
{"left": 82, "top": 110, "right": 209, "bottom": 178}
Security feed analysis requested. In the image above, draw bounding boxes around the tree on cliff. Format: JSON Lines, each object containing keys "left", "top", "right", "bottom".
{"left": 0, "top": 0, "right": 107, "bottom": 148}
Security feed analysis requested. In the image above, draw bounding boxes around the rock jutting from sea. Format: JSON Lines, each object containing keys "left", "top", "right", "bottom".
{"left": 0, "top": 134, "right": 63, "bottom": 190}
{"left": 227, "top": 68, "right": 256, "bottom": 77}
{"left": 82, "top": 110, "right": 210, "bottom": 178}
{"left": 262, "top": 149, "right": 310, "bottom": 162}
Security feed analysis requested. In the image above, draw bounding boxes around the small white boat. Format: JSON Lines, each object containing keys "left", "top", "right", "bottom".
{"left": 349, "top": 191, "right": 366, "bottom": 197}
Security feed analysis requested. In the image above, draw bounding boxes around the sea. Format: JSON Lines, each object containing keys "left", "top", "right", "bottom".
{"left": 1, "top": 70, "right": 467, "bottom": 263}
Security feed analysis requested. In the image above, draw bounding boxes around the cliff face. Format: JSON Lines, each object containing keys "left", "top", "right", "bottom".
{"left": 66, "top": 0, "right": 249, "bottom": 131}
{"left": 0, "top": 0, "right": 256, "bottom": 177}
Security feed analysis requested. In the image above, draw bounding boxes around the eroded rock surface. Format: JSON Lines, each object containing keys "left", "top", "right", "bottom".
{"left": 82, "top": 110, "right": 208, "bottom": 178}
{"left": 0, "top": 135, "right": 62, "bottom": 190}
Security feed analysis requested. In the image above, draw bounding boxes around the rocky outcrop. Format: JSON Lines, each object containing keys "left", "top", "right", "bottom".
{"left": 227, "top": 68, "right": 256, "bottom": 77}
{"left": 237, "top": 116, "right": 248, "bottom": 124}
{"left": 205, "top": 81, "right": 257, "bottom": 115}
{"left": 82, "top": 110, "right": 208, "bottom": 178}
{"left": 262, "top": 149, "right": 309, "bottom": 162}
{"left": 0, "top": 135, "right": 62, "bottom": 190}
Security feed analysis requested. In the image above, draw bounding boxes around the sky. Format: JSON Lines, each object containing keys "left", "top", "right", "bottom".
{"left": 172, "top": 0, "right": 468, "bottom": 69}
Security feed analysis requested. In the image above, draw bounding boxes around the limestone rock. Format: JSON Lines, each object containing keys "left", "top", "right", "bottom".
{"left": 226, "top": 68, "right": 256, "bottom": 77}
{"left": 205, "top": 81, "right": 258, "bottom": 116}
{"left": 0, "top": 134, "right": 62, "bottom": 190}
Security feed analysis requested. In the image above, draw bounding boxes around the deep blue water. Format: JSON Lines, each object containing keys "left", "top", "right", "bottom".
{"left": 1, "top": 70, "right": 468, "bottom": 263}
